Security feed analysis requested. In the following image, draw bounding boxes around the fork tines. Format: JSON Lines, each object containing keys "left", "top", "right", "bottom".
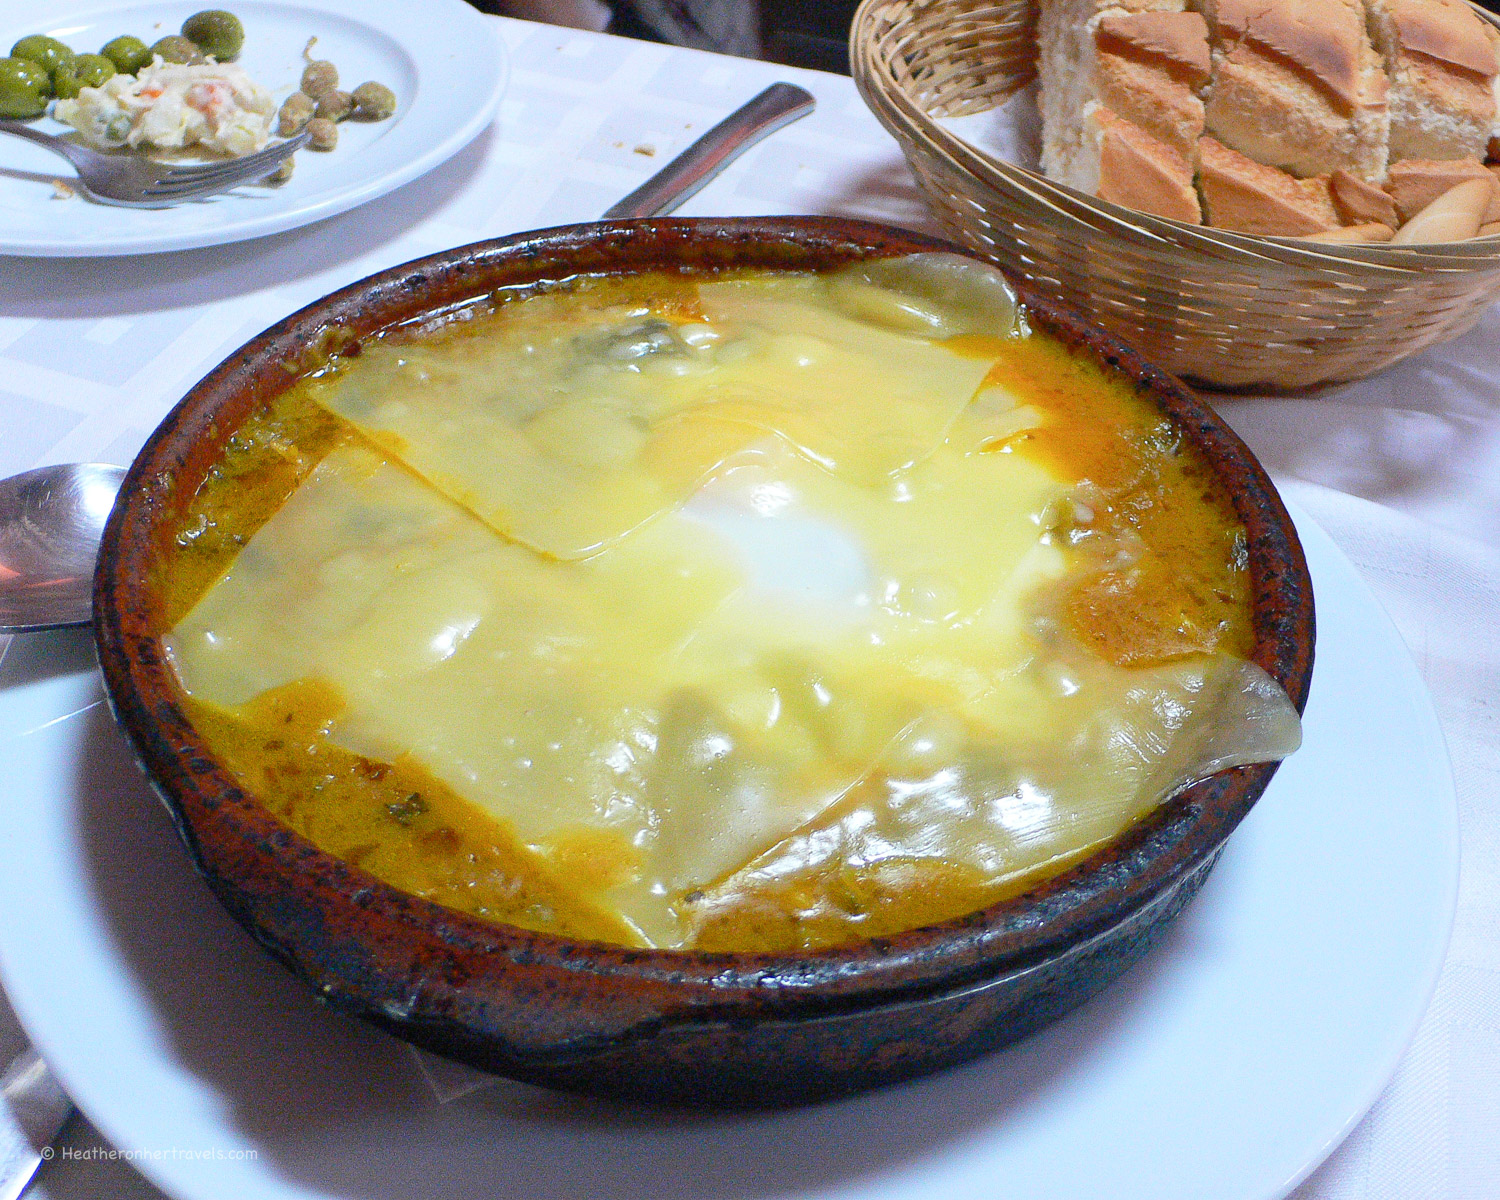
{"left": 142, "top": 131, "right": 311, "bottom": 199}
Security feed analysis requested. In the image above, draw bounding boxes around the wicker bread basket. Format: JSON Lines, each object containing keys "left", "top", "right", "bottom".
{"left": 851, "top": 0, "right": 1500, "bottom": 390}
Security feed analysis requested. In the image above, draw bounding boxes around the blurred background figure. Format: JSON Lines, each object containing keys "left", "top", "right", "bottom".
{"left": 484, "top": 0, "right": 756, "bottom": 56}
{"left": 484, "top": 0, "right": 860, "bottom": 73}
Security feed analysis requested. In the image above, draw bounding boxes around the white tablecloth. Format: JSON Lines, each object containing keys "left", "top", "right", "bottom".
{"left": 1, "top": 16, "right": 1495, "bottom": 1199}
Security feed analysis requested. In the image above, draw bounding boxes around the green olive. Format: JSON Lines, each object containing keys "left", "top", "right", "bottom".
{"left": 52, "top": 66, "right": 82, "bottom": 99}
{"left": 6, "top": 55, "right": 49, "bottom": 95}
{"left": 181, "top": 10, "right": 244, "bottom": 62}
{"left": 53, "top": 53, "right": 115, "bottom": 99}
{"left": 149, "top": 34, "right": 198, "bottom": 64}
{"left": 100, "top": 35, "right": 151, "bottom": 74}
{"left": 10, "top": 35, "right": 74, "bottom": 79}
{"left": 0, "top": 57, "right": 48, "bottom": 118}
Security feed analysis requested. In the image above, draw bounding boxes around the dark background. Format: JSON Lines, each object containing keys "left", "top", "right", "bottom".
{"left": 481, "top": 0, "right": 1500, "bottom": 75}
{"left": 757, "top": 0, "right": 1500, "bottom": 74}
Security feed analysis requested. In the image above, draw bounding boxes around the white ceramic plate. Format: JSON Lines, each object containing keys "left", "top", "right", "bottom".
{"left": 0, "top": 507, "right": 1457, "bottom": 1200}
{"left": 0, "top": 0, "right": 505, "bottom": 256}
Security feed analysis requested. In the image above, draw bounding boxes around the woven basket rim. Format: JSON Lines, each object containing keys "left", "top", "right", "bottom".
{"left": 851, "top": 0, "right": 1500, "bottom": 271}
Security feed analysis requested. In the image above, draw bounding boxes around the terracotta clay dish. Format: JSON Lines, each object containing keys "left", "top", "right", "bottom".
{"left": 92, "top": 217, "right": 1314, "bottom": 1107}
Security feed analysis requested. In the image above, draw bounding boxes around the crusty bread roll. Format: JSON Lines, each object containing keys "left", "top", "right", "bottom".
{"left": 1200, "top": 0, "right": 1388, "bottom": 181}
{"left": 1393, "top": 176, "right": 1494, "bottom": 241}
{"left": 1330, "top": 168, "right": 1399, "bottom": 226}
{"left": 1058, "top": 103, "right": 1204, "bottom": 222}
{"left": 1367, "top": 0, "right": 1497, "bottom": 162}
{"left": 1385, "top": 157, "right": 1500, "bottom": 222}
{"left": 1035, "top": 0, "right": 1500, "bottom": 242}
{"left": 1198, "top": 136, "right": 1339, "bottom": 233}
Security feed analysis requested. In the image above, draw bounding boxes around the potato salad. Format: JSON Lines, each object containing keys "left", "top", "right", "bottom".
{"left": 55, "top": 58, "right": 274, "bottom": 156}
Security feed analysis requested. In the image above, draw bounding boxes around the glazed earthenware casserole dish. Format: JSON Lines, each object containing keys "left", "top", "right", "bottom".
{"left": 92, "top": 217, "right": 1314, "bottom": 1107}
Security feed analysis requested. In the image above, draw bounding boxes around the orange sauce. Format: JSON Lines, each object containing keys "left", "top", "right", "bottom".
{"left": 185, "top": 681, "right": 633, "bottom": 942}
{"left": 982, "top": 334, "right": 1251, "bottom": 667}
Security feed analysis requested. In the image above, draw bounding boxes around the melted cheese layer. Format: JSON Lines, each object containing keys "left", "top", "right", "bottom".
{"left": 165, "top": 261, "right": 1302, "bottom": 949}
{"left": 308, "top": 274, "right": 999, "bottom": 560}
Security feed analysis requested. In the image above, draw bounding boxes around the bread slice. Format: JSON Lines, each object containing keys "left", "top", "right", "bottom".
{"left": 1094, "top": 12, "right": 1213, "bottom": 156}
{"left": 1330, "top": 168, "right": 1400, "bottom": 225}
{"left": 1200, "top": 0, "right": 1388, "bottom": 181}
{"left": 1384, "top": 157, "right": 1500, "bottom": 222}
{"left": 1054, "top": 103, "right": 1204, "bottom": 222}
{"left": 1197, "top": 135, "right": 1340, "bottom": 233}
{"left": 1038, "top": 0, "right": 1202, "bottom": 178}
{"left": 1367, "top": 0, "right": 1497, "bottom": 162}
{"left": 1300, "top": 221, "right": 1396, "bottom": 242}
{"left": 1484, "top": 20, "right": 1500, "bottom": 159}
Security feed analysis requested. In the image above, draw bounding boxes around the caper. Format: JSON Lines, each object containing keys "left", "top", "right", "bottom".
{"left": 0, "top": 57, "right": 48, "bottom": 118}
{"left": 305, "top": 115, "right": 337, "bottom": 151}
{"left": 299, "top": 59, "right": 336, "bottom": 99}
{"left": 264, "top": 153, "right": 294, "bottom": 185}
{"left": 277, "top": 90, "right": 314, "bottom": 136}
{"left": 100, "top": 35, "right": 151, "bottom": 74}
{"left": 10, "top": 35, "right": 74, "bottom": 79}
{"left": 314, "top": 88, "right": 351, "bottom": 122}
{"left": 149, "top": 35, "right": 198, "bottom": 65}
{"left": 350, "top": 81, "right": 395, "bottom": 121}
{"left": 181, "top": 10, "right": 243, "bottom": 62}
{"left": 53, "top": 53, "right": 115, "bottom": 99}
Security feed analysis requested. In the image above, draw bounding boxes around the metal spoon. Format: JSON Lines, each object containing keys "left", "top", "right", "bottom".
{"left": 1, "top": 1048, "right": 72, "bottom": 1200}
{"left": 0, "top": 82, "right": 816, "bottom": 637}
{"left": 0, "top": 464, "right": 125, "bottom": 635}
{"left": 0, "top": 470, "right": 124, "bottom": 1191}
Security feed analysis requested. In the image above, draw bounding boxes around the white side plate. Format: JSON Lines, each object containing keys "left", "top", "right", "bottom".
{"left": 0, "top": 0, "right": 506, "bottom": 255}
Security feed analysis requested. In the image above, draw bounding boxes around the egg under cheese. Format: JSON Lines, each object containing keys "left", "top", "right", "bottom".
{"left": 162, "top": 256, "right": 1301, "bottom": 950}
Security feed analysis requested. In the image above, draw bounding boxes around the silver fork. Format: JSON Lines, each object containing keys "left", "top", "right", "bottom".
{"left": 0, "top": 121, "right": 309, "bottom": 207}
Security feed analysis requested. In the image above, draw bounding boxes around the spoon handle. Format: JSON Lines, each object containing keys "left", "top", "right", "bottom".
{"left": 601, "top": 82, "right": 816, "bottom": 219}
{"left": 1, "top": 1048, "right": 73, "bottom": 1200}
{"left": 0, "top": 463, "right": 126, "bottom": 635}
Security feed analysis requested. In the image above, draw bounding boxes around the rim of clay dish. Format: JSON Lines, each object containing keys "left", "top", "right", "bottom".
{"left": 93, "top": 217, "right": 1314, "bottom": 1060}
